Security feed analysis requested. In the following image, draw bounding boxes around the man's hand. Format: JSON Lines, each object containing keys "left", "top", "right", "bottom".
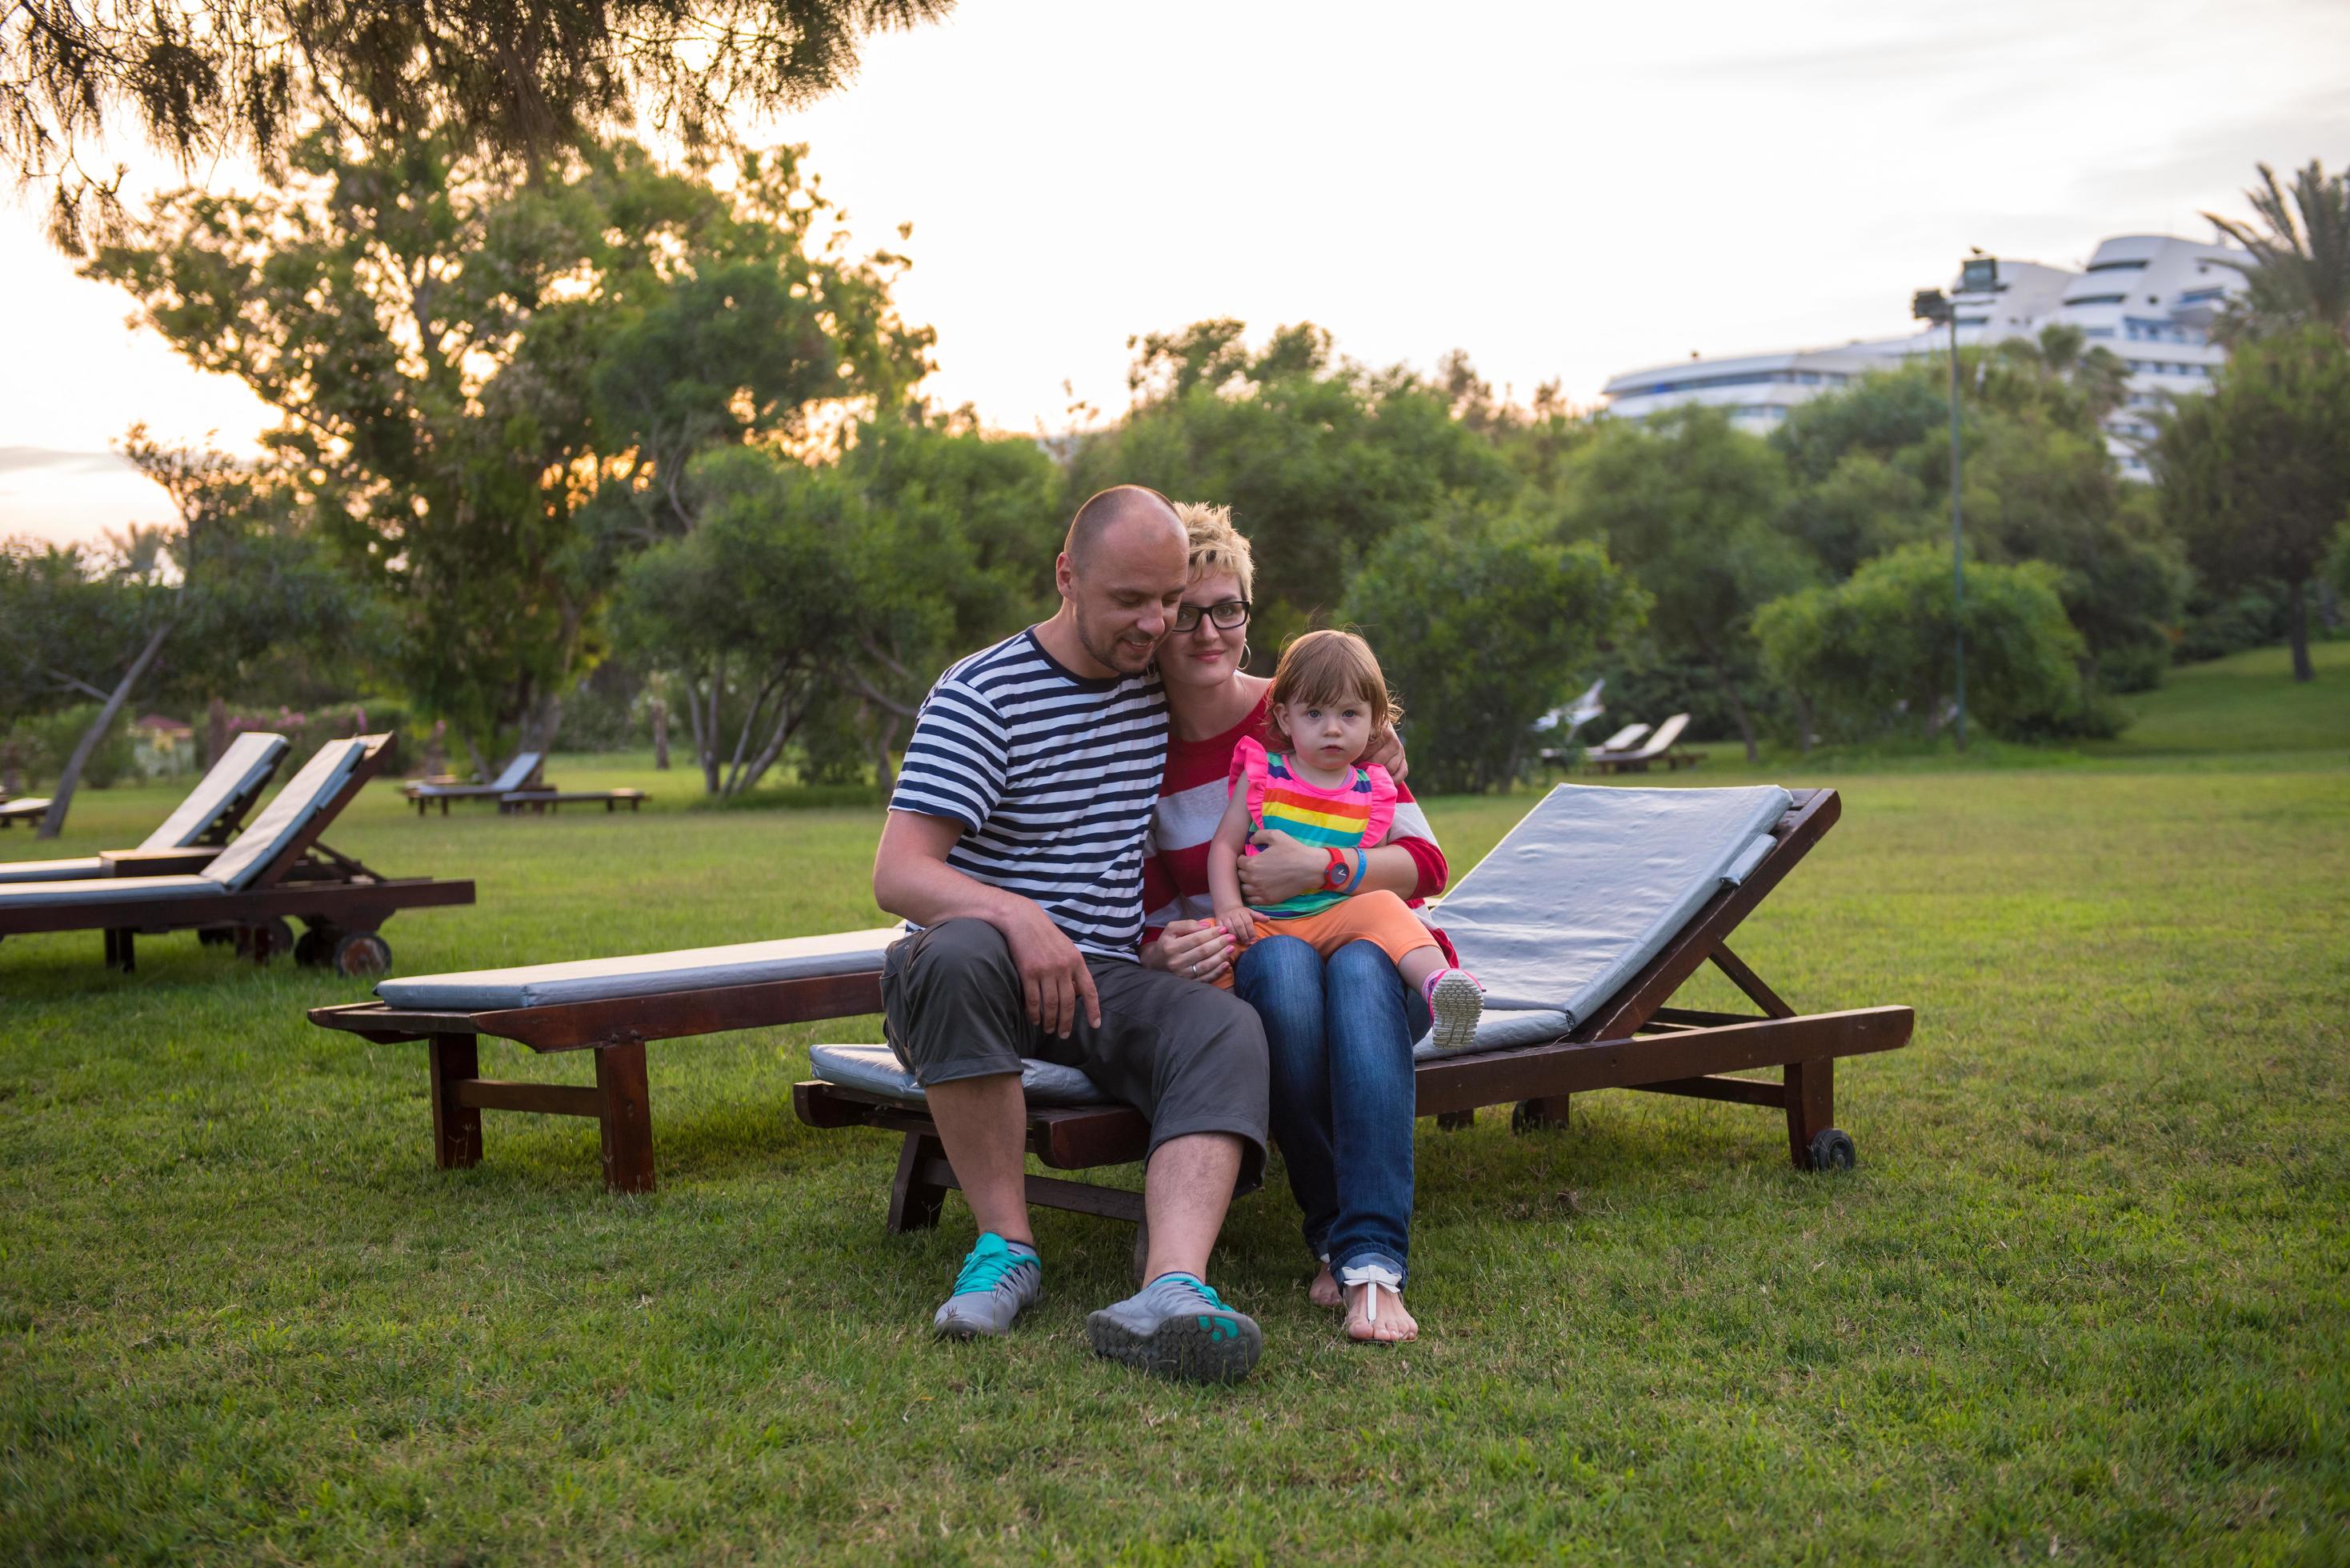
{"left": 1359, "top": 725, "right": 1408, "bottom": 784}
{"left": 1238, "top": 828, "right": 1329, "bottom": 906}
{"left": 1001, "top": 900, "right": 1101, "bottom": 1038}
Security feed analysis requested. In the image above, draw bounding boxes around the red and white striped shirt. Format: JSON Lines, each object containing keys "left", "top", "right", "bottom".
{"left": 1139, "top": 691, "right": 1447, "bottom": 942}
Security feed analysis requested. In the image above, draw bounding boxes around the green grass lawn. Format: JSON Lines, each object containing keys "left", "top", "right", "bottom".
{"left": 3, "top": 662, "right": 2346, "bottom": 1562}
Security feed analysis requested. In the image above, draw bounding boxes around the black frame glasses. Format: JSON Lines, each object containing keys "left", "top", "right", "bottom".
{"left": 1172, "top": 598, "right": 1251, "bottom": 632}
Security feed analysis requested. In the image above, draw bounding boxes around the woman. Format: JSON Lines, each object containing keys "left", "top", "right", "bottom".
{"left": 1136, "top": 503, "right": 1447, "bottom": 1343}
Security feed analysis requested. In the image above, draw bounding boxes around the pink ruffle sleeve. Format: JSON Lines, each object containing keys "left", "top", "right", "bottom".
{"left": 1228, "top": 736, "right": 1272, "bottom": 852}
{"left": 1361, "top": 763, "right": 1399, "bottom": 848}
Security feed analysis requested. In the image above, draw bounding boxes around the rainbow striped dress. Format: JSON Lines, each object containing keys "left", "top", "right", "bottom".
{"left": 1230, "top": 736, "right": 1399, "bottom": 918}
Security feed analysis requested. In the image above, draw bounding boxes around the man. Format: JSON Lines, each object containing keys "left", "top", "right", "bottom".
{"left": 871, "top": 484, "right": 1271, "bottom": 1385}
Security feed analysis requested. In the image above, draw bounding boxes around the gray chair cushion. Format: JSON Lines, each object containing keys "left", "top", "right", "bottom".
{"left": 1411, "top": 782, "right": 1792, "bottom": 1057}
{"left": 376, "top": 926, "right": 907, "bottom": 1010}
{"left": 202, "top": 738, "right": 371, "bottom": 890}
{"left": 490, "top": 752, "right": 543, "bottom": 791}
{"left": 140, "top": 732, "right": 288, "bottom": 850}
{"left": 0, "top": 874, "right": 225, "bottom": 906}
{"left": 807, "top": 1043, "right": 1112, "bottom": 1107}
{"left": 0, "top": 858, "right": 108, "bottom": 885}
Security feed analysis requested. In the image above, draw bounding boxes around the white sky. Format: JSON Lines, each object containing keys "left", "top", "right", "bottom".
{"left": 4, "top": 0, "right": 2346, "bottom": 548}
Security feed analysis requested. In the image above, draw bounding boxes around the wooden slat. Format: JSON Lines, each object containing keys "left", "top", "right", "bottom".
{"left": 451, "top": 1078, "right": 602, "bottom": 1117}
{"left": 1412, "top": 1006, "right": 1911, "bottom": 1118}
{"left": 1628, "top": 1073, "right": 1787, "bottom": 1107}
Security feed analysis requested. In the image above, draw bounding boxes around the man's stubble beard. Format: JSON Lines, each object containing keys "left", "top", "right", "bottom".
{"left": 1073, "top": 602, "right": 1158, "bottom": 675}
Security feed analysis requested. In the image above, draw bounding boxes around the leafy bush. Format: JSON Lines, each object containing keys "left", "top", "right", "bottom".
{"left": 18, "top": 706, "right": 134, "bottom": 789}
{"left": 1755, "top": 544, "right": 2096, "bottom": 743}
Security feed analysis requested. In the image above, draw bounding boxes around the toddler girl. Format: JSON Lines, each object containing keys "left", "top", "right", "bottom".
{"left": 1204, "top": 630, "right": 1483, "bottom": 1054}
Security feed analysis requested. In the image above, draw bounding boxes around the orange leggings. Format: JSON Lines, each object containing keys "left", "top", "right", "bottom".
{"left": 1211, "top": 890, "right": 1439, "bottom": 989}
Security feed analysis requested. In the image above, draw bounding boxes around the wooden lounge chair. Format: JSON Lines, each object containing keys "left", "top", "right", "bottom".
{"left": 403, "top": 752, "right": 546, "bottom": 815}
{"left": 0, "top": 732, "right": 289, "bottom": 884}
{"left": 1587, "top": 713, "right": 1698, "bottom": 774}
{"left": 497, "top": 788, "right": 649, "bottom": 815}
{"left": 1577, "top": 721, "right": 1651, "bottom": 766}
{"left": 0, "top": 735, "right": 474, "bottom": 977}
{"left": 305, "top": 785, "right": 1910, "bottom": 1209}
{"left": 0, "top": 796, "right": 50, "bottom": 830}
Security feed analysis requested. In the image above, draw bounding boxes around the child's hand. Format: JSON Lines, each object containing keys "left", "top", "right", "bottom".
{"left": 1215, "top": 906, "right": 1256, "bottom": 945}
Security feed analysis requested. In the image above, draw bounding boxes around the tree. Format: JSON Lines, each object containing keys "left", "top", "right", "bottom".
{"left": 2153, "top": 325, "right": 2350, "bottom": 682}
{"left": 88, "top": 129, "right": 932, "bottom": 762}
{"left": 1555, "top": 406, "right": 1814, "bottom": 761}
{"left": 0, "top": 435, "right": 353, "bottom": 835}
{"left": 611, "top": 447, "right": 863, "bottom": 797}
{"left": 2, "top": 1, "right": 951, "bottom": 250}
{"left": 1070, "top": 322, "right": 1522, "bottom": 654}
{"left": 1339, "top": 514, "right": 1644, "bottom": 794}
{"left": 2204, "top": 160, "right": 2350, "bottom": 345}
{"left": 1755, "top": 545, "right": 2086, "bottom": 746}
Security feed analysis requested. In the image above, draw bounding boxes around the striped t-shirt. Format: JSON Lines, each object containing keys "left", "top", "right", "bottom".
{"left": 889, "top": 629, "right": 1169, "bottom": 961}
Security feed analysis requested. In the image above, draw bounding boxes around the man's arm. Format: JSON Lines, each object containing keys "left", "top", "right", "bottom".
{"left": 873, "top": 810, "right": 1101, "bottom": 1038}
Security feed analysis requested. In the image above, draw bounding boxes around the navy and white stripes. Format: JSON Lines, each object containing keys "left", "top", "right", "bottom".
{"left": 889, "top": 630, "right": 1169, "bottom": 961}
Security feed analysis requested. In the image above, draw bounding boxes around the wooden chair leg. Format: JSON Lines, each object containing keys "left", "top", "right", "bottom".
{"left": 1511, "top": 1094, "right": 1571, "bottom": 1133}
{"left": 1435, "top": 1109, "right": 1475, "bottom": 1132}
{"left": 595, "top": 1040, "right": 655, "bottom": 1194}
{"left": 887, "top": 1133, "right": 951, "bottom": 1233}
{"left": 1784, "top": 1058, "right": 1833, "bottom": 1169}
{"left": 428, "top": 1032, "right": 483, "bottom": 1170}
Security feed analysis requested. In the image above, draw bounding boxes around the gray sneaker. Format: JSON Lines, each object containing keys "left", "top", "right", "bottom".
{"left": 932, "top": 1232, "right": 1042, "bottom": 1339}
{"left": 1086, "top": 1271, "right": 1263, "bottom": 1384}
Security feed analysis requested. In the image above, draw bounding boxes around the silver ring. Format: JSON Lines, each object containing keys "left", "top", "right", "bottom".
{"left": 1189, "top": 961, "right": 1199, "bottom": 977}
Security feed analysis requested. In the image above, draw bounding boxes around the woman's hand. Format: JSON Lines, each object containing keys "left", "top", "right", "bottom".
{"left": 1239, "top": 829, "right": 1330, "bottom": 905}
{"left": 1145, "top": 918, "right": 1236, "bottom": 985}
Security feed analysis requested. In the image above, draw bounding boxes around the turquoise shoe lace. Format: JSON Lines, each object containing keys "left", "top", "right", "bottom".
{"left": 952, "top": 1238, "right": 1031, "bottom": 1298}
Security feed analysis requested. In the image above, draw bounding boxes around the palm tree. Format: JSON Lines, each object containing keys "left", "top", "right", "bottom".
{"left": 2204, "top": 160, "right": 2350, "bottom": 343}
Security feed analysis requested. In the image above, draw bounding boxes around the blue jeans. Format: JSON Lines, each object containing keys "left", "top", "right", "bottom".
{"left": 1234, "top": 935, "right": 1429, "bottom": 1286}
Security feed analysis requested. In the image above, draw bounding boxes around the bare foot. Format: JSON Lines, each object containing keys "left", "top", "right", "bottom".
{"left": 1346, "top": 1281, "right": 1419, "bottom": 1344}
{"left": 1308, "top": 1264, "right": 1342, "bottom": 1309}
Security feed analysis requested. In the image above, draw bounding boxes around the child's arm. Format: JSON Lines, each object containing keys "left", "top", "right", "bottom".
{"left": 1206, "top": 786, "right": 1258, "bottom": 944}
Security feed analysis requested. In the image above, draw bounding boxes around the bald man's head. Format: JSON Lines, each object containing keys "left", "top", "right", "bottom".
{"left": 1051, "top": 484, "right": 1189, "bottom": 677}
{"left": 1064, "top": 485, "right": 1183, "bottom": 577}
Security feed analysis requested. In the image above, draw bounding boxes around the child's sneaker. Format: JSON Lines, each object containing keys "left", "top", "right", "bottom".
{"left": 932, "top": 1231, "right": 1042, "bottom": 1339}
{"left": 1086, "top": 1271, "right": 1262, "bottom": 1384}
{"left": 1423, "top": 967, "right": 1484, "bottom": 1055}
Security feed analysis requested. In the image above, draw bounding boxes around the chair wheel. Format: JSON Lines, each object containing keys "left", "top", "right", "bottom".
{"left": 293, "top": 926, "right": 338, "bottom": 968}
{"left": 1807, "top": 1127, "right": 1856, "bottom": 1171}
{"left": 252, "top": 916, "right": 295, "bottom": 962}
{"left": 332, "top": 930, "right": 392, "bottom": 978}
{"left": 197, "top": 926, "right": 234, "bottom": 946}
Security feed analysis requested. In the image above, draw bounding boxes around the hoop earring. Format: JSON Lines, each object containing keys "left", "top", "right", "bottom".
{"left": 1240, "top": 640, "right": 1254, "bottom": 670}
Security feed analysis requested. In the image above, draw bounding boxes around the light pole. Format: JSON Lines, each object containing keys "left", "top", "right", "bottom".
{"left": 1912, "top": 254, "right": 1996, "bottom": 754}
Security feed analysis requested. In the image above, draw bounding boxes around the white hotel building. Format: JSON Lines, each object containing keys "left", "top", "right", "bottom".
{"left": 1599, "top": 235, "right": 2248, "bottom": 478}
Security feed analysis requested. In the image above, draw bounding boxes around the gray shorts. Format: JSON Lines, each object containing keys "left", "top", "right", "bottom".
{"left": 882, "top": 918, "right": 1268, "bottom": 1186}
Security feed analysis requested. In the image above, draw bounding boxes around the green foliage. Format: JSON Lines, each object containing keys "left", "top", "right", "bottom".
{"left": 1339, "top": 515, "right": 1644, "bottom": 794}
{"left": 2, "top": 1, "right": 953, "bottom": 251}
{"left": 2203, "top": 159, "right": 2350, "bottom": 345}
{"left": 10, "top": 706, "right": 134, "bottom": 790}
{"left": 2154, "top": 324, "right": 2350, "bottom": 681}
{"left": 1555, "top": 406, "right": 1811, "bottom": 759}
{"left": 87, "top": 130, "right": 934, "bottom": 760}
{"left": 1071, "top": 322, "right": 1522, "bottom": 651}
{"left": 1755, "top": 544, "right": 2089, "bottom": 742}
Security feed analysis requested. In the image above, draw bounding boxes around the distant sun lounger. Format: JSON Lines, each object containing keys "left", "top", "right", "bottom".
{"left": 0, "top": 735, "right": 474, "bottom": 978}
{"left": 403, "top": 752, "right": 546, "bottom": 814}
{"left": 1586, "top": 712, "right": 1700, "bottom": 774}
{"left": 0, "top": 732, "right": 289, "bottom": 884}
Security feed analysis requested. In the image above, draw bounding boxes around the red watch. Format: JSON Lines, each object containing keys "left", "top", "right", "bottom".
{"left": 1323, "top": 847, "right": 1351, "bottom": 890}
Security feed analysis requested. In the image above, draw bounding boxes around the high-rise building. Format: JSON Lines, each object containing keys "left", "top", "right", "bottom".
{"left": 1599, "top": 235, "right": 2248, "bottom": 478}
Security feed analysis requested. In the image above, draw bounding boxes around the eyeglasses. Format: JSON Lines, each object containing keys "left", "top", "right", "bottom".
{"left": 1173, "top": 598, "right": 1251, "bottom": 632}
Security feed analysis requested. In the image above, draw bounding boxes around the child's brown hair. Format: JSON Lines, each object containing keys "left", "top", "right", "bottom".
{"left": 1267, "top": 629, "right": 1403, "bottom": 745}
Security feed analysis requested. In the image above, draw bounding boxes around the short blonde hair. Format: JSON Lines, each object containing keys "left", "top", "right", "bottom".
{"left": 1267, "top": 629, "right": 1402, "bottom": 742}
{"left": 1173, "top": 501, "right": 1255, "bottom": 598}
